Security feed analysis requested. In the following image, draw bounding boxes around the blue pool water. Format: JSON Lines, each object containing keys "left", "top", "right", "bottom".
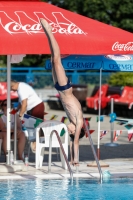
{"left": 0, "top": 178, "right": 132, "bottom": 200}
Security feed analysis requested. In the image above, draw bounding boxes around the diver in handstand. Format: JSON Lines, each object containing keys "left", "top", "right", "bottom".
{"left": 40, "top": 18, "right": 85, "bottom": 166}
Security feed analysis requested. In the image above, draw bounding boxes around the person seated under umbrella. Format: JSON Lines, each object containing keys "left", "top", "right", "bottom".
{"left": 0, "top": 100, "right": 26, "bottom": 161}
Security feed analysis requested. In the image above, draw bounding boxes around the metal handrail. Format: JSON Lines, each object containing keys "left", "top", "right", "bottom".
{"left": 48, "top": 130, "right": 73, "bottom": 180}
{"left": 14, "top": 112, "right": 17, "bottom": 162}
{"left": 83, "top": 119, "right": 103, "bottom": 183}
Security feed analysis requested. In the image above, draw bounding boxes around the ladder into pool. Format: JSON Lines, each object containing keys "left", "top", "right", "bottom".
{"left": 48, "top": 129, "right": 73, "bottom": 179}
{"left": 83, "top": 119, "right": 103, "bottom": 183}
{"left": 48, "top": 119, "right": 102, "bottom": 183}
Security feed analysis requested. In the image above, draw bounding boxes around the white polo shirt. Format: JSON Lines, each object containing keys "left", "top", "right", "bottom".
{"left": 17, "top": 82, "right": 42, "bottom": 111}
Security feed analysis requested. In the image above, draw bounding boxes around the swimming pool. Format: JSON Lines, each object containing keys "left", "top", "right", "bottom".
{"left": 0, "top": 178, "right": 132, "bottom": 200}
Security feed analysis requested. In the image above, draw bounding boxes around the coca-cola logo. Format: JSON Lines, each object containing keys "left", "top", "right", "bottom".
{"left": 105, "top": 55, "right": 132, "bottom": 61}
{"left": 112, "top": 42, "right": 133, "bottom": 51}
{"left": 0, "top": 11, "right": 86, "bottom": 35}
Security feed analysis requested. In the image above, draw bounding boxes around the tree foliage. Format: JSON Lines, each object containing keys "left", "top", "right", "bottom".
{"left": 12, "top": 55, "right": 50, "bottom": 67}
{"left": 42, "top": 0, "right": 133, "bottom": 33}
{"left": 108, "top": 72, "right": 133, "bottom": 87}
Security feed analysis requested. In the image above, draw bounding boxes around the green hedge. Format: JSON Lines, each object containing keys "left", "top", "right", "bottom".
{"left": 108, "top": 72, "right": 133, "bottom": 86}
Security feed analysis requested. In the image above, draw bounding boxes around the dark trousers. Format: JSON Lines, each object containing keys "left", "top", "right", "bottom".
{"left": 27, "top": 102, "right": 45, "bottom": 120}
{"left": 27, "top": 102, "right": 45, "bottom": 136}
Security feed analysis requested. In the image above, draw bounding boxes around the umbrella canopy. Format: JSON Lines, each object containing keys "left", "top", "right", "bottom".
{"left": 45, "top": 54, "right": 133, "bottom": 71}
{"left": 0, "top": 82, "right": 18, "bottom": 101}
{"left": 0, "top": 1, "right": 133, "bottom": 55}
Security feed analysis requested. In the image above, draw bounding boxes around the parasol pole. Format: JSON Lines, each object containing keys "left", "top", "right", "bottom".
{"left": 6, "top": 55, "right": 11, "bottom": 165}
{"left": 97, "top": 67, "right": 102, "bottom": 160}
{"left": 88, "top": 62, "right": 109, "bottom": 168}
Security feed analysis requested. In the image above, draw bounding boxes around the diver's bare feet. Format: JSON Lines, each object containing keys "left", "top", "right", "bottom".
{"left": 73, "top": 158, "right": 79, "bottom": 166}
{"left": 70, "top": 161, "right": 74, "bottom": 166}
{"left": 73, "top": 162, "right": 79, "bottom": 166}
{"left": 70, "top": 161, "right": 79, "bottom": 166}
{"left": 40, "top": 18, "right": 52, "bottom": 33}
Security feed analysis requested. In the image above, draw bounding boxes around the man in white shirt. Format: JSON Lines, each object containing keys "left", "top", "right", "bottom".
{"left": 11, "top": 81, "right": 45, "bottom": 120}
{"left": 11, "top": 81, "right": 45, "bottom": 153}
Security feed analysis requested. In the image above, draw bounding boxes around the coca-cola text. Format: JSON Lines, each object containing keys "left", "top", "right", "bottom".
{"left": 112, "top": 42, "right": 133, "bottom": 51}
{"left": 0, "top": 11, "right": 86, "bottom": 35}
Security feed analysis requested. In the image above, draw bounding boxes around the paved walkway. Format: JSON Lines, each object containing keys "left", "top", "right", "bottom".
{"left": 0, "top": 108, "right": 133, "bottom": 180}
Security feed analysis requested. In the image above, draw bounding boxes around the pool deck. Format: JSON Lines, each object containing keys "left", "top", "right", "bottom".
{"left": 0, "top": 159, "right": 133, "bottom": 180}
{"left": 0, "top": 108, "right": 133, "bottom": 180}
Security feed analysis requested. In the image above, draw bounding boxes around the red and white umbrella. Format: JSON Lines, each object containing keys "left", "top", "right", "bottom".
{"left": 0, "top": 82, "right": 18, "bottom": 101}
{"left": 0, "top": 1, "right": 133, "bottom": 55}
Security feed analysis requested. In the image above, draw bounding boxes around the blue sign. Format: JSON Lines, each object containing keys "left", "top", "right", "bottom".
{"left": 102, "top": 55, "right": 133, "bottom": 71}
{"left": 45, "top": 54, "right": 133, "bottom": 71}
{"left": 45, "top": 55, "right": 102, "bottom": 70}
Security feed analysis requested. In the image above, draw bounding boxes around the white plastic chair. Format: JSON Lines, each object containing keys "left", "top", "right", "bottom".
{"left": 35, "top": 120, "right": 68, "bottom": 170}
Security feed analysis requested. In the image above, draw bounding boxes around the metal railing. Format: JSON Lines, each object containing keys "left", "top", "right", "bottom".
{"left": 83, "top": 119, "right": 103, "bottom": 183}
{"left": 0, "top": 67, "right": 111, "bottom": 86}
{"left": 48, "top": 130, "right": 73, "bottom": 180}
